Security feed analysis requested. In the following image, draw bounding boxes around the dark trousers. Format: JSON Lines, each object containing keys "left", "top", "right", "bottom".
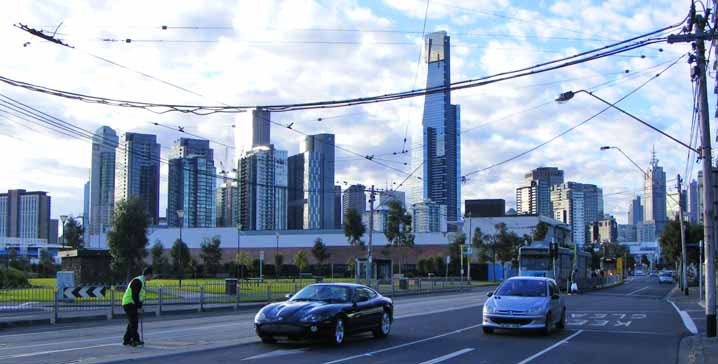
{"left": 123, "top": 304, "right": 140, "bottom": 343}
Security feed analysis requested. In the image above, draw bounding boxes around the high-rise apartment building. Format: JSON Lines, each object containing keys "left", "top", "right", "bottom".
{"left": 409, "top": 31, "right": 461, "bottom": 230}
{"left": 167, "top": 138, "right": 216, "bottom": 228}
{"left": 0, "top": 190, "right": 51, "bottom": 240}
{"left": 582, "top": 184, "right": 604, "bottom": 225}
{"left": 238, "top": 145, "right": 287, "bottom": 231}
{"left": 287, "top": 154, "right": 305, "bottom": 230}
{"left": 519, "top": 167, "right": 564, "bottom": 217}
{"left": 234, "top": 108, "right": 271, "bottom": 160}
{"left": 301, "top": 134, "right": 335, "bottom": 230}
{"left": 89, "top": 126, "right": 118, "bottom": 235}
{"left": 412, "top": 201, "right": 447, "bottom": 233}
{"left": 687, "top": 179, "right": 699, "bottom": 224}
{"left": 628, "top": 196, "right": 643, "bottom": 225}
{"left": 379, "top": 190, "right": 406, "bottom": 208}
{"left": 114, "top": 132, "right": 161, "bottom": 225}
{"left": 343, "top": 184, "right": 366, "bottom": 217}
{"left": 643, "top": 151, "right": 667, "bottom": 236}
{"left": 551, "top": 182, "right": 586, "bottom": 246}
{"left": 216, "top": 179, "right": 239, "bottom": 228}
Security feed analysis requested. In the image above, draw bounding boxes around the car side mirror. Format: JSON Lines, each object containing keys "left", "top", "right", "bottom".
{"left": 551, "top": 294, "right": 560, "bottom": 300}
{"left": 285, "top": 293, "right": 293, "bottom": 299}
{"left": 487, "top": 292, "right": 493, "bottom": 297}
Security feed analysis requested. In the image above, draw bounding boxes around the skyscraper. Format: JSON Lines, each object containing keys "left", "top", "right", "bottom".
{"left": 0, "top": 189, "right": 51, "bottom": 240}
{"left": 216, "top": 179, "right": 239, "bottom": 228}
{"left": 114, "top": 132, "right": 161, "bottom": 225}
{"left": 343, "top": 184, "right": 366, "bottom": 217}
{"left": 643, "top": 151, "right": 667, "bottom": 236}
{"left": 628, "top": 196, "right": 643, "bottom": 225}
{"left": 235, "top": 108, "right": 271, "bottom": 160}
{"left": 238, "top": 145, "right": 288, "bottom": 231}
{"left": 302, "top": 134, "right": 336, "bottom": 230}
{"left": 551, "top": 182, "right": 586, "bottom": 246}
{"left": 334, "top": 185, "right": 342, "bottom": 229}
{"left": 379, "top": 190, "right": 406, "bottom": 208}
{"left": 520, "top": 167, "right": 564, "bottom": 217}
{"left": 167, "top": 138, "right": 216, "bottom": 228}
{"left": 582, "top": 184, "right": 604, "bottom": 225}
{"left": 687, "top": 179, "right": 699, "bottom": 224}
{"left": 516, "top": 181, "right": 538, "bottom": 215}
{"left": 409, "top": 31, "right": 461, "bottom": 230}
{"left": 89, "top": 126, "right": 118, "bottom": 236}
{"left": 287, "top": 153, "right": 305, "bottom": 230}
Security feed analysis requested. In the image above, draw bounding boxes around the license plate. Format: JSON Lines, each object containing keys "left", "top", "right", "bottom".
{"left": 502, "top": 324, "right": 519, "bottom": 328}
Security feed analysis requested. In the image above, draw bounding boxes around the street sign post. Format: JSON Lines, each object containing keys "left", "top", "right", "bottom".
{"left": 259, "top": 251, "right": 264, "bottom": 280}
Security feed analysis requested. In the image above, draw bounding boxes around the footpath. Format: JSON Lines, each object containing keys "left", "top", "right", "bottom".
{"left": 671, "top": 285, "right": 718, "bottom": 364}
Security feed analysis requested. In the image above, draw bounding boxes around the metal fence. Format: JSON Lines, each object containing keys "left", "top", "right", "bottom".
{"left": 0, "top": 277, "right": 475, "bottom": 324}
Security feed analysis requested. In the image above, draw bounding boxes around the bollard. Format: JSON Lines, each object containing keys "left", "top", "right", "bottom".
{"left": 199, "top": 286, "right": 204, "bottom": 313}
{"left": 51, "top": 288, "right": 58, "bottom": 324}
{"left": 107, "top": 286, "right": 114, "bottom": 320}
{"left": 157, "top": 287, "right": 163, "bottom": 317}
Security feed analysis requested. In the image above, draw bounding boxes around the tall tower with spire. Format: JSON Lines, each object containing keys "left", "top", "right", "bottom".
{"left": 643, "top": 147, "right": 667, "bottom": 237}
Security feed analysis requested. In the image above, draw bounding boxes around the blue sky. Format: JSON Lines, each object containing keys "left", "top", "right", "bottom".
{"left": 0, "top": 0, "right": 704, "bottom": 224}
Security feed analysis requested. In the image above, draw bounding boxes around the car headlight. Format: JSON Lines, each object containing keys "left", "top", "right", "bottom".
{"left": 483, "top": 301, "right": 497, "bottom": 314}
{"left": 527, "top": 304, "right": 546, "bottom": 315}
{"left": 254, "top": 311, "right": 266, "bottom": 323}
{"left": 300, "top": 312, "right": 330, "bottom": 323}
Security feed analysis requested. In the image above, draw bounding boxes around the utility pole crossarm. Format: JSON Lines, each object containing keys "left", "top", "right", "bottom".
{"left": 667, "top": 33, "right": 718, "bottom": 44}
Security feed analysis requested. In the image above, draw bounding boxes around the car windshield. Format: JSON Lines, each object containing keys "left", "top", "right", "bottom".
{"left": 521, "top": 257, "right": 549, "bottom": 270}
{"left": 495, "top": 279, "right": 548, "bottom": 297}
{"left": 290, "top": 285, "right": 352, "bottom": 303}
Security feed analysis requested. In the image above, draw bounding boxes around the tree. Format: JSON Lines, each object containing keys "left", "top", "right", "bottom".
{"left": 384, "top": 201, "right": 415, "bottom": 271}
{"left": 200, "top": 236, "right": 223, "bottom": 276}
{"left": 150, "top": 241, "right": 169, "bottom": 276}
{"left": 107, "top": 198, "right": 149, "bottom": 281}
{"left": 532, "top": 222, "right": 549, "bottom": 242}
{"left": 294, "top": 250, "right": 309, "bottom": 275}
{"left": 447, "top": 233, "right": 466, "bottom": 275}
{"left": 234, "top": 251, "right": 252, "bottom": 277}
{"left": 433, "top": 256, "right": 446, "bottom": 276}
{"left": 343, "top": 208, "right": 366, "bottom": 247}
{"left": 312, "top": 238, "right": 331, "bottom": 274}
{"left": 274, "top": 254, "right": 284, "bottom": 277}
{"left": 659, "top": 220, "right": 703, "bottom": 265}
{"left": 62, "top": 216, "right": 85, "bottom": 250}
{"left": 171, "top": 239, "right": 191, "bottom": 279}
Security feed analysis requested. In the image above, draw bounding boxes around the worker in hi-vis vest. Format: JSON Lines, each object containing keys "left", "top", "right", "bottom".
{"left": 122, "top": 266, "right": 153, "bottom": 346}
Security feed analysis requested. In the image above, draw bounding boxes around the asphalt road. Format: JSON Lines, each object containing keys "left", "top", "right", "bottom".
{"left": 0, "top": 277, "right": 688, "bottom": 364}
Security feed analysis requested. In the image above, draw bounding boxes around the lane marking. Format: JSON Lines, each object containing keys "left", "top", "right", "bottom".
{"left": 669, "top": 301, "right": 698, "bottom": 335}
{"left": 515, "top": 330, "right": 583, "bottom": 364}
{"left": 242, "top": 348, "right": 308, "bottom": 361}
{"left": 571, "top": 329, "right": 673, "bottom": 336}
{"left": 627, "top": 287, "right": 650, "bottom": 296}
{"left": 396, "top": 302, "right": 485, "bottom": 319}
{"left": 320, "top": 323, "right": 483, "bottom": 364}
{"left": 418, "top": 348, "right": 475, "bottom": 364}
{"left": 0, "top": 343, "right": 119, "bottom": 359}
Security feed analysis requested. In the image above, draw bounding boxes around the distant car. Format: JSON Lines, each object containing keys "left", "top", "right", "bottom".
{"left": 482, "top": 277, "right": 566, "bottom": 335}
{"left": 634, "top": 270, "right": 645, "bottom": 276}
{"left": 254, "top": 283, "right": 393, "bottom": 345}
{"left": 650, "top": 271, "right": 658, "bottom": 277}
{"left": 659, "top": 271, "right": 674, "bottom": 284}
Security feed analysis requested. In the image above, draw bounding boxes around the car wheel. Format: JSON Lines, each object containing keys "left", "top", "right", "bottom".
{"left": 543, "top": 312, "right": 554, "bottom": 336}
{"left": 556, "top": 308, "right": 566, "bottom": 329}
{"left": 373, "top": 311, "right": 392, "bottom": 338}
{"left": 331, "top": 318, "right": 345, "bottom": 345}
{"left": 260, "top": 335, "right": 276, "bottom": 344}
{"left": 482, "top": 326, "right": 494, "bottom": 335}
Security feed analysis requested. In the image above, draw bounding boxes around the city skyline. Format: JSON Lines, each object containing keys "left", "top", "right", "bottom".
{"left": 0, "top": 1, "right": 695, "bottom": 226}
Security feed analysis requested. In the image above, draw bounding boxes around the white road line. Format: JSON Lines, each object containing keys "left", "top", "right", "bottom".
{"left": 627, "top": 287, "right": 650, "bottom": 296}
{"left": 0, "top": 343, "right": 119, "bottom": 359}
{"left": 396, "top": 303, "right": 484, "bottom": 319}
{"left": 516, "top": 330, "right": 583, "bottom": 364}
{"left": 320, "top": 323, "right": 483, "bottom": 364}
{"left": 669, "top": 301, "right": 698, "bottom": 335}
{"left": 418, "top": 348, "right": 475, "bottom": 364}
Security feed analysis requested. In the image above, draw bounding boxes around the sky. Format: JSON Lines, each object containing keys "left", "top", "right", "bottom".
{"left": 0, "top": 0, "right": 707, "bottom": 225}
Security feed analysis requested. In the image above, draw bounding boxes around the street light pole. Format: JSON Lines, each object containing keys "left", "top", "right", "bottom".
{"left": 275, "top": 232, "right": 280, "bottom": 279}
{"left": 236, "top": 223, "right": 242, "bottom": 279}
{"left": 599, "top": 146, "right": 645, "bottom": 175}
{"left": 59, "top": 215, "right": 67, "bottom": 248}
{"left": 176, "top": 209, "right": 184, "bottom": 288}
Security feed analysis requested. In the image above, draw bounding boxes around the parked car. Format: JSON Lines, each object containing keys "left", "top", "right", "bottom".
{"left": 658, "top": 271, "right": 674, "bottom": 284}
{"left": 254, "top": 283, "right": 393, "bottom": 345}
{"left": 482, "top": 277, "right": 566, "bottom": 335}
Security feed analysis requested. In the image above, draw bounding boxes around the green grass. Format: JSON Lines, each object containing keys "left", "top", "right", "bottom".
{"left": 0, "top": 286, "right": 174, "bottom": 303}
{"left": 29, "top": 278, "right": 56, "bottom": 287}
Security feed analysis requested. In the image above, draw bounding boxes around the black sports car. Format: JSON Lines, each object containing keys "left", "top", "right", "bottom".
{"left": 254, "top": 283, "right": 393, "bottom": 345}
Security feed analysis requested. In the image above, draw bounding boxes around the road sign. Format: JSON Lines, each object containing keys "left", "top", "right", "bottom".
{"left": 445, "top": 256, "right": 451, "bottom": 264}
{"left": 63, "top": 286, "right": 106, "bottom": 299}
{"left": 259, "top": 251, "right": 264, "bottom": 260}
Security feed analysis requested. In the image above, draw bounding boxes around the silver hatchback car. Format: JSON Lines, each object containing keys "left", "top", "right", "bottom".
{"left": 482, "top": 277, "right": 566, "bottom": 335}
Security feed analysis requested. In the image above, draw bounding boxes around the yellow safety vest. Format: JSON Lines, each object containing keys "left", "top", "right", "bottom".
{"left": 122, "top": 275, "right": 146, "bottom": 306}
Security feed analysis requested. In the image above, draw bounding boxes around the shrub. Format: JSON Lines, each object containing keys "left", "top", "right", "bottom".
{"left": 0, "top": 267, "right": 29, "bottom": 288}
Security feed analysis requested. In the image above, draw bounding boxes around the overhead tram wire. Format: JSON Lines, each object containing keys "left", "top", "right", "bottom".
{"left": 460, "top": 53, "right": 686, "bottom": 181}
{"left": 8, "top": 21, "right": 683, "bottom": 115}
